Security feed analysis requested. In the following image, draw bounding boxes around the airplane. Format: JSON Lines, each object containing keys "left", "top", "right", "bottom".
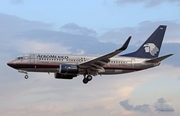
{"left": 7, "top": 25, "right": 173, "bottom": 84}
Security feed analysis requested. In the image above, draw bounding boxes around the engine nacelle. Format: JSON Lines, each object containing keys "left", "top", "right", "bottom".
{"left": 59, "top": 64, "right": 79, "bottom": 74}
{"left": 54, "top": 73, "right": 77, "bottom": 79}
{"left": 55, "top": 64, "right": 79, "bottom": 79}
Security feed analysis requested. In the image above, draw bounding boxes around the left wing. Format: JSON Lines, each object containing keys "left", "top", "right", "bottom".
{"left": 79, "top": 36, "right": 131, "bottom": 75}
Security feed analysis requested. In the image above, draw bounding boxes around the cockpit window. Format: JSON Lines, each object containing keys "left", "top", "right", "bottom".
{"left": 16, "top": 57, "right": 23, "bottom": 60}
{"left": 15, "top": 55, "right": 30, "bottom": 60}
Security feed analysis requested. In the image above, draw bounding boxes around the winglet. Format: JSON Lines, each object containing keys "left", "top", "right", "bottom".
{"left": 119, "top": 36, "right": 131, "bottom": 50}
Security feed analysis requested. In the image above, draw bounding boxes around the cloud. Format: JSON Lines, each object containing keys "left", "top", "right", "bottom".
{"left": 154, "top": 98, "right": 174, "bottom": 111}
{"left": 98, "top": 20, "right": 180, "bottom": 44}
{"left": 61, "top": 23, "right": 97, "bottom": 36}
{"left": 120, "top": 100, "right": 134, "bottom": 110}
{"left": 0, "top": 13, "right": 53, "bottom": 40}
{"left": 11, "top": 39, "right": 71, "bottom": 54}
{"left": 120, "top": 100, "right": 152, "bottom": 113}
{"left": 0, "top": 13, "right": 71, "bottom": 56}
{"left": 0, "top": 72, "right": 144, "bottom": 116}
{"left": 0, "top": 105, "right": 67, "bottom": 116}
{"left": 1, "top": 13, "right": 179, "bottom": 61}
{"left": 0, "top": 13, "right": 119, "bottom": 55}
{"left": 115, "top": 0, "right": 180, "bottom": 7}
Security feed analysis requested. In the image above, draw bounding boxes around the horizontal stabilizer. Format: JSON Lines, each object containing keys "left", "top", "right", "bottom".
{"left": 145, "top": 54, "right": 173, "bottom": 63}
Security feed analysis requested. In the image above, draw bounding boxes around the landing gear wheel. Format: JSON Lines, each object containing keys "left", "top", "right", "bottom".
{"left": 83, "top": 78, "right": 88, "bottom": 84}
{"left": 82, "top": 75, "right": 93, "bottom": 84}
{"left": 87, "top": 75, "right": 92, "bottom": 81}
{"left": 24, "top": 75, "right": 28, "bottom": 79}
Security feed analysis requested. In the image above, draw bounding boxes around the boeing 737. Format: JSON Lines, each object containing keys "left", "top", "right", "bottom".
{"left": 7, "top": 25, "right": 173, "bottom": 84}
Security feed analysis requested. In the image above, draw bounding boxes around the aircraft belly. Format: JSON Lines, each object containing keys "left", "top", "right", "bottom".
{"left": 99, "top": 69, "right": 136, "bottom": 75}
{"left": 20, "top": 68, "right": 58, "bottom": 73}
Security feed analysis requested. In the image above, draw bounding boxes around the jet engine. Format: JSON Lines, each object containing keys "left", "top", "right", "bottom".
{"left": 59, "top": 64, "right": 79, "bottom": 74}
{"left": 54, "top": 73, "right": 77, "bottom": 79}
{"left": 55, "top": 64, "right": 79, "bottom": 79}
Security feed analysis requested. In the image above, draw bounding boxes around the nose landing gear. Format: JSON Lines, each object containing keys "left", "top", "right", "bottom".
{"left": 18, "top": 70, "right": 29, "bottom": 79}
{"left": 24, "top": 75, "right": 29, "bottom": 79}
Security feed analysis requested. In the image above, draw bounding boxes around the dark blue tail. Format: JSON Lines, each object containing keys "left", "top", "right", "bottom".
{"left": 121, "top": 25, "right": 167, "bottom": 58}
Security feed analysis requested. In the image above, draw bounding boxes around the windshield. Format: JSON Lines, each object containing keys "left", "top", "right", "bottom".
{"left": 16, "top": 56, "right": 23, "bottom": 60}
{"left": 15, "top": 55, "right": 30, "bottom": 60}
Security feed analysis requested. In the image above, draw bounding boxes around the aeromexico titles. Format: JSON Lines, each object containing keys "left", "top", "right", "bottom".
{"left": 7, "top": 25, "right": 173, "bottom": 84}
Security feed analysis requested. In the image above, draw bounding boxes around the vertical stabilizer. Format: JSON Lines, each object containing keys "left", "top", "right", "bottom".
{"left": 122, "top": 25, "right": 167, "bottom": 58}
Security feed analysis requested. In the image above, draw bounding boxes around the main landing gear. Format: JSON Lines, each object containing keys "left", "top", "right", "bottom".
{"left": 83, "top": 75, "right": 92, "bottom": 84}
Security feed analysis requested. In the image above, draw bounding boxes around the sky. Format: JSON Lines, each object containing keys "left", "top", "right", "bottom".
{"left": 0, "top": 0, "right": 180, "bottom": 116}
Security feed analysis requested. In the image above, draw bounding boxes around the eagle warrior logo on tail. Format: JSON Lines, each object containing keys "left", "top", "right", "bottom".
{"left": 144, "top": 43, "right": 159, "bottom": 56}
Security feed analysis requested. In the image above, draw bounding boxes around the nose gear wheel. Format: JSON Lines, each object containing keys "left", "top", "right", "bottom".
{"left": 24, "top": 75, "right": 29, "bottom": 79}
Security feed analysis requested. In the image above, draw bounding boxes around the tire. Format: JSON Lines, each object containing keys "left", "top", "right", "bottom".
{"left": 87, "top": 75, "right": 92, "bottom": 81}
{"left": 83, "top": 78, "right": 88, "bottom": 84}
{"left": 24, "top": 75, "right": 28, "bottom": 79}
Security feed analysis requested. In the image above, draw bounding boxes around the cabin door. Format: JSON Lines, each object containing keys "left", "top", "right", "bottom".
{"left": 30, "top": 54, "right": 35, "bottom": 63}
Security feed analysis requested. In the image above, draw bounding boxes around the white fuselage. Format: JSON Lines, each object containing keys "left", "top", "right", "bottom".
{"left": 7, "top": 53, "right": 159, "bottom": 75}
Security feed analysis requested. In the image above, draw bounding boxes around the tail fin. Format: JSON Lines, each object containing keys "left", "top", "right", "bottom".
{"left": 122, "top": 25, "right": 167, "bottom": 58}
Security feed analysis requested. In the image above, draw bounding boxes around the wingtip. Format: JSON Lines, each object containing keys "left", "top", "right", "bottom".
{"left": 169, "top": 54, "right": 174, "bottom": 56}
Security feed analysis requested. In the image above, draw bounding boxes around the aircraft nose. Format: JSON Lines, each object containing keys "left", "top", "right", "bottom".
{"left": 7, "top": 61, "right": 14, "bottom": 68}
